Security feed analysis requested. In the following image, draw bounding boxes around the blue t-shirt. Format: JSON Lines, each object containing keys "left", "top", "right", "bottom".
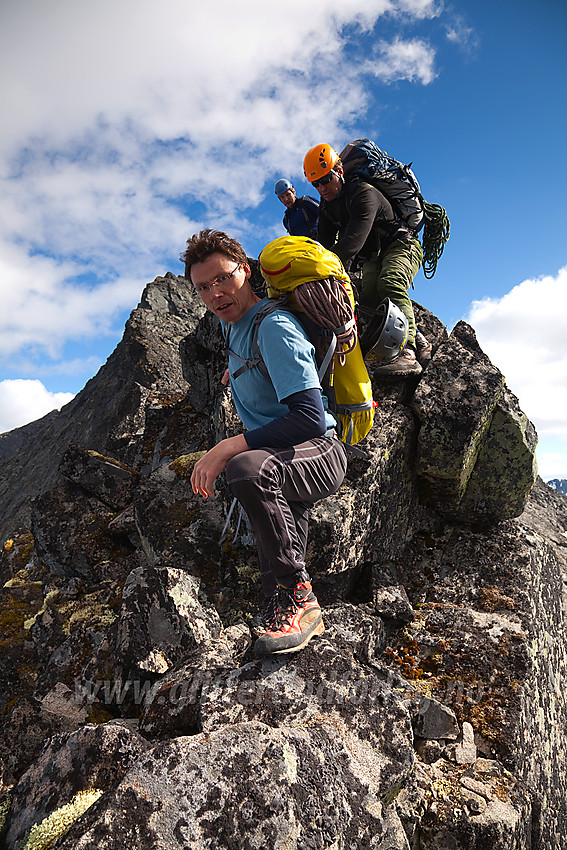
{"left": 223, "top": 299, "right": 334, "bottom": 433}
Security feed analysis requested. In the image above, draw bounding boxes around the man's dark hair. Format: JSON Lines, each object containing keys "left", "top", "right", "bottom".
{"left": 181, "top": 229, "right": 248, "bottom": 281}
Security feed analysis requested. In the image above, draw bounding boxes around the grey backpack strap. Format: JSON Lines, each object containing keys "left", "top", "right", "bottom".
{"left": 317, "top": 333, "right": 337, "bottom": 382}
{"left": 225, "top": 301, "right": 282, "bottom": 380}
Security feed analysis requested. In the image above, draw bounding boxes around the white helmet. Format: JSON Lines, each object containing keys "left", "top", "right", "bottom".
{"left": 359, "top": 299, "right": 408, "bottom": 362}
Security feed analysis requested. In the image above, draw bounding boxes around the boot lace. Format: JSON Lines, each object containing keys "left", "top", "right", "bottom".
{"left": 262, "top": 591, "right": 282, "bottom": 630}
{"left": 272, "top": 585, "right": 307, "bottom": 628}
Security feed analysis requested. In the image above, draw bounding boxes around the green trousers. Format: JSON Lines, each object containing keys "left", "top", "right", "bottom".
{"left": 359, "top": 237, "right": 423, "bottom": 348}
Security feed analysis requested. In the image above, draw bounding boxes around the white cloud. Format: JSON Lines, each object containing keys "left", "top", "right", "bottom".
{"left": 466, "top": 266, "right": 567, "bottom": 439}
{"left": 0, "top": 241, "right": 146, "bottom": 357}
{"left": 0, "top": 380, "right": 74, "bottom": 435}
{"left": 1, "top": 0, "right": 439, "bottom": 157}
{"left": 445, "top": 14, "right": 480, "bottom": 55}
{"left": 0, "top": 0, "right": 442, "bottom": 425}
{"left": 368, "top": 38, "right": 437, "bottom": 84}
{"left": 397, "top": 0, "right": 441, "bottom": 17}
{"left": 536, "top": 440, "right": 567, "bottom": 483}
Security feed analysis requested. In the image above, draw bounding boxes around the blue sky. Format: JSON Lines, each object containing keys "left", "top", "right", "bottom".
{"left": 1, "top": 0, "right": 566, "bottom": 480}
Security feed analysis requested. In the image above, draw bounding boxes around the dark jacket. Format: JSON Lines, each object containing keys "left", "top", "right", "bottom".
{"left": 283, "top": 196, "right": 319, "bottom": 239}
{"left": 317, "top": 178, "right": 411, "bottom": 267}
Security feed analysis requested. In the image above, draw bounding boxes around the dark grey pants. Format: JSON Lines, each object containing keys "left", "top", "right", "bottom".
{"left": 225, "top": 436, "right": 347, "bottom": 600}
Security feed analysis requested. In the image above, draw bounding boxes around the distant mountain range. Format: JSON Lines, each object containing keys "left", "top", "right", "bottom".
{"left": 547, "top": 479, "right": 567, "bottom": 497}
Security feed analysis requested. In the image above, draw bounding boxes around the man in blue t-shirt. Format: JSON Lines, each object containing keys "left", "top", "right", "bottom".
{"left": 182, "top": 229, "right": 347, "bottom": 656}
{"left": 274, "top": 178, "right": 319, "bottom": 239}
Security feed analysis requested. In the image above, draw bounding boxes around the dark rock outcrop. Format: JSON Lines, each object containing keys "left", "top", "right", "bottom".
{"left": 56, "top": 722, "right": 411, "bottom": 850}
{"left": 0, "top": 275, "right": 565, "bottom": 849}
{"left": 0, "top": 274, "right": 206, "bottom": 540}
{"left": 411, "top": 319, "right": 537, "bottom": 521}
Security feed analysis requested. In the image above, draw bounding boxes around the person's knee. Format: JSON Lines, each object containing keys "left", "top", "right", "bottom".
{"left": 226, "top": 451, "right": 259, "bottom": 484}
{"left": 226, "top": 449, "right": 275, "bottom": 493}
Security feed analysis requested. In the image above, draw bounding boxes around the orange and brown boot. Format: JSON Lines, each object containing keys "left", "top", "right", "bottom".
{"left": 253, "top": 581, "right": 325, "bottom": 656}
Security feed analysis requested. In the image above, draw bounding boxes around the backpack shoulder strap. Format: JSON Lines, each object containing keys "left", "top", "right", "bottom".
{"left": 345, "top": 177, "right": 380, "bottom": 208}
{"left": 320, "top": 179, "right": 370, "bottom": 230}
{"left": 298, "top": 200, "right": 318, "bottom": 239}
{"left": 224, "top": 300, "right": 283, "bottom": 380}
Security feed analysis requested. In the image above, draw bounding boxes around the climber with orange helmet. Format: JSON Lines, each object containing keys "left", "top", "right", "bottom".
{"left": 303, "top": 143, "right": 425, "bottom": 377}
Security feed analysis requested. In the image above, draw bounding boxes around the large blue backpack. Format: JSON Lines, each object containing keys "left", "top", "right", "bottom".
{"left": 339, "top": 138, "right": 424, "bottom": 232}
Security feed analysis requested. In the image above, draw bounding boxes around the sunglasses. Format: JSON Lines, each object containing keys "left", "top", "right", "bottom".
{"left": 312, "top": 171, "right": 335, "bottom": 189}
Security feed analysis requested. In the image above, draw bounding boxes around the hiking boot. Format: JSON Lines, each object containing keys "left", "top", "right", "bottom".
{"left": 250, "top": 593, "right": 280, "bottom": 639}
{"left": 415, "top": 330, "right": 432, "bottom": 366}
{"left": 372, "top": 346, "right": 422, "bottom": 378}
{"left": 253, "top": 581, "right": 324, "bottom": 656}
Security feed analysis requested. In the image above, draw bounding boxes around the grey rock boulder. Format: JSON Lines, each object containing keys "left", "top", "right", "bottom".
{"left": 455, "top": 385, "right": 538, "bottom": 524}
{"left": 59, "top": 444, "right": 141, "bottom": 511}
{"left": 373, "top": 561, "right": 415, "bottom": 624}
{"left": 3, "top": 722, "right": 149, "bottom": 849}
{"left": 199, "top": 639, "right": 415, "bottom": 805}
{"left": 412, "top": 321, "right": 537, "bottom": 524}
{"left": 114, "top": 564, "right": 222, "bottom": 681}
{"left": 0, "top": 695, "right": 86, "bottom": 791}
{"left": 55, "top": 721, "right": 410, "bottom": 849}
{"left": 323, "top": 602, "right": 387, "bottom": 663}
{"left": 413, "top": 301, "right": 450, "bottom": 357}
{"left": 133, "top": 456, "right": 228, "bottom": 579}
{"left": 413, "top": 694, "right": 459, "bottom": 741}
{"left": 453, "top": 720, "right": 477, "bottom": 764}
{"left": 412, "top": 321, "right": 506, "bottom": 516}
{"left": 31, "top": 485, "right": 137, "bottom": 582}
{"left": 139, "top": 624, "right": 251, "bottom": 738}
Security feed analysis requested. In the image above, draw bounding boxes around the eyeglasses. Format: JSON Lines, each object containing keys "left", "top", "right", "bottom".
{"left": 194, "top": 263, "right": 241, "bottom": 295}
{"left": 312, "top": 171, "right": 335, "bottom": 189}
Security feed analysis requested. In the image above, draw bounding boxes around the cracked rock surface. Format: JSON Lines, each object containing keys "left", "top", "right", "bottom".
{"left": 0, "top": 280, "right": 565, "bottom": 849}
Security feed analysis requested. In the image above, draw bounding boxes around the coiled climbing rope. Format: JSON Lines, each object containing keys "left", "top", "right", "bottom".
{"left": 293, "top": 278, "right": 357, "bottom": 366}
{"left": 421, "top": 201, "right": 450, "bottom": 279}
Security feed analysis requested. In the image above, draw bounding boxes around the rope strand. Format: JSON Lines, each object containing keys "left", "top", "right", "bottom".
{"left": 293, "top": 278, "right": 357, "bottom": 366}
{"left": 421, "top": 201, "right": 450, "bottom": 279}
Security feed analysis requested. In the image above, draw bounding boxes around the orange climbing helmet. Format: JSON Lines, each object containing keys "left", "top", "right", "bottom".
{"left": 303, "top": 143, "right": 340, "bottom": 183}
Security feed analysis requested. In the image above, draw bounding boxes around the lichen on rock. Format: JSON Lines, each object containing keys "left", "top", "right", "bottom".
{"left": 169, "top": 451, "right": 207, "bottom": 478}
{"left": 20, "top": 788, "right": 103, "bottom": 850}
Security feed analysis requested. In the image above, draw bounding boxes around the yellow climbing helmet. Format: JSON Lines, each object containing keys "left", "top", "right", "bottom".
{"left": 303, "top": 143, "right": 340, "bottom": 183}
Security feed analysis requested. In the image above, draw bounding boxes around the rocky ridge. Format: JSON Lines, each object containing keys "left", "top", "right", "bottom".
{"left": 1, "top": 272, "right": 566, "bottom": 849}
{"left": 547, "top": 478, "right": 567, "bottom": 498}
